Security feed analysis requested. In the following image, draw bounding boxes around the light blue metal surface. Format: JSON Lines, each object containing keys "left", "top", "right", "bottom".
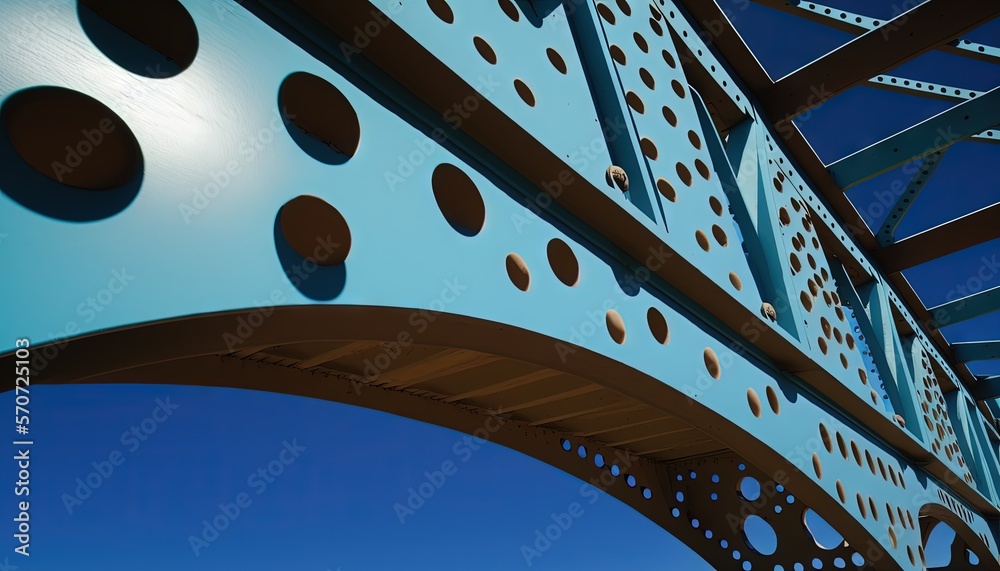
{"left": 1, "top": 0, "right": 998, "bottom": 569}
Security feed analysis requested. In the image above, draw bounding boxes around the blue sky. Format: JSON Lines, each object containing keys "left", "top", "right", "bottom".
{"left": 5, "top": 1, "right": 998, "bottom": 570}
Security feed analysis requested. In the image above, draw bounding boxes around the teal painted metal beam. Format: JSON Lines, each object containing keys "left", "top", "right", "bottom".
{"left": 760, "top": 0, "right": 1000, "bottom": 124}
{"left": 828, "top": 86, "right": 1000, "bottom": 189}
{"left": 876, "top": 149, "right": 946, "bottom": 246}
{"left": 974, "top": 376, "right": 1000, "bottom": 401}
{"left": 954, "top": 341, "right": 1000, "bottom": 363}
{"left": 869, "top": 74, "right": 987, "bottom": 102}
{"left": 929, "top": 285, "right": 1000, "bottom": 329}
{"left": 865, "top": 75, "right": 1000, "bottom": 144}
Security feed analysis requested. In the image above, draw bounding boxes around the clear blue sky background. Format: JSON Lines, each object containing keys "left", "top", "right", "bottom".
{"left": 5, "top": 1, "right": 998, "bottom": 570}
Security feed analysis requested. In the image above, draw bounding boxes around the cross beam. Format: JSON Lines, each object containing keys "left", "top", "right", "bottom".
{"left": 871, "top": 202, "right": 1000, "bottom": 273}
{"left": 929, "top": 286, "right": 1000, "bottom": 329}
{"left": 760, "top": 0, "right": 1000, "bottom": 124}
{"left": 953, "top": 341, "right": 1000, "bottom": 363}
{"left": 973, "top": 376, "right": 1000, "bottom": 401}
{"left": 827, "top": 86, "right": 1000, "bottom": 189}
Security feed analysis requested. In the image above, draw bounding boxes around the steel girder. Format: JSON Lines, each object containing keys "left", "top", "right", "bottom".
{"left": 0, "top": 0, "right": 998, "bottom": 569}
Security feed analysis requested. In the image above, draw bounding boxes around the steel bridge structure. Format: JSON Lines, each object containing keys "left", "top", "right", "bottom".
{"left": 1, "top": 0, "right": 999, "bottom": 569}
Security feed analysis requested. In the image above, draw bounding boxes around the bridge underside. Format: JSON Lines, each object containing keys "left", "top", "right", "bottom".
{"left": 1, "top": 0, "right": 999, "bottom": 569}
{"left": 16, "top": 306, "right": 995, "bottom": 570}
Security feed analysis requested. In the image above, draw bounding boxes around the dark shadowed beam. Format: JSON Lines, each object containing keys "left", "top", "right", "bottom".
{"left": 760, "top": 0, "right": 1000, "bottom": 124}
{"left": 973, "top": 376, "right": 1000, "bottom": 401}
{"left": 671, "top": 0, "right": 773, "bottom": 94}
{"left": 871, "top": 203, "right": 1000, "bottom": 274}
{"left": 954, "top": 341, "right": 1000, "bottom": 363}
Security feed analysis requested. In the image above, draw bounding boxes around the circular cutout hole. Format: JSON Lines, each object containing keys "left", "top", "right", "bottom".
{"left": 812, "top": 453, "right": 822, "bottom": 478}
{"left": 695, "top": 159, "right": 711, "bottom": 180}
{"left": 729, "top": 272, "right": 742, "bottom": 291}
{"left": 606, "top": 309, "right": 626, "bottom": 344}
{"left": 800, "top": 291, "right": 813, "bottom": 312}
{"left": 639, "top": 67, "right": 655, "bottom": 89}
{"left": 499, "top": 0, "right": 520, "bottom": 21}
{"left": 649, "top": 17, "right": 663, "bottom": 36}
{"left": 738, "top": 477, "right": 760, "bottom": 501}
{"left": 506, "top": 253, "right": 530, "bottom": 291}
{"left": 766, "top": 386, "right": 779, "bottom": 414}
{"left": 743, "top": 515, "right": 777, "bottom": 556}
{"left": 804, "top": 509, "right": 844, "bottom": 550}
{"left": 779, "top": 208, "right": 791, "bottom": 226}
{"left": 609, "top": 45, "right": 627, "bottom": 65}
{"left": 790, "top": 254, "right": 802, "bottom": 274}
{"left": 626, "top": 91, "right": 645, "bottom": 113}
{"left": 704, "top": 347, "right": 721, "bottom": 379}
{"left": 279, "top": 195, "right": 352, "bottom": 266}
{"left": 662, "top": 106, "right": 677, "bottom": 126}
{"left": 836, "top": 480, "right": 846, "bottom": 503}
{"left": 688, "top": 130, "right": 702, "bottom": 149}
{"left": 671, "top": 80, "right": 686, "bottom": 98}
{"left": 280, "top": 72, "right": 361, "bottom": 164}
{"left": 633, "top": 32, "right": 648, "bottom": 52}
{"left": 819, "top": 424, "right": 832, "bottom": 452}
{"left": 647, "top": 307, "right": 669, "bottom": 344}
{"left": 616, "top": 0, "right": 632, "bottom": 15}
{"left": 597, "top": 3, "right": 616, "bottom": 24}
{"left": 662, "top": 49, "right": 676, "bottom": 68}
{"left": 78, "top": 0, "right": 199, "bottom": 78}
{"left": 547, "top": 238, "right": 579, "bottom": 287}
{"left": 640, "top": 138, "right": 658, "bottom": 159}
{"left": 676, "top": 163, "right": 693, "bottom": 186}
{"left": 808, "top": 279, "right": 820, "bottom": 296}
{"left": 514, "top": 79, "right": 536, "bottom": 106}
{"left": 427, "top": 0, "right": 455, "bottom": 23}
{"left": 432, "top": 163, "right": 486, "bottom": 235}
{"left": 709, "top": 196, "right": 724, "bottom": 215}
{"left": 657, "top": 178, "right": 677, "bottom": 202}
{"left": 474, "top": 36, "right": 497, "bottom": 64}
{"left": 547, "top": 48, "right": 568, "bottom": 74}
{"left": 2, "top": 86, "right": 142, "bottom": 190}
{"left": 747, "top": 388, "right": 762, "bottom": 418}
{"left": 712, "top": 225, "right": 728, "bottom": 247}
{"left": 695, "top": 230, "right": 711, "bottom": 251}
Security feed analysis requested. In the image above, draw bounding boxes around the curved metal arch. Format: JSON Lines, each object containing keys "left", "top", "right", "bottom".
{"left": 6, "top": 305, "right": 999, "bottom": 570}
